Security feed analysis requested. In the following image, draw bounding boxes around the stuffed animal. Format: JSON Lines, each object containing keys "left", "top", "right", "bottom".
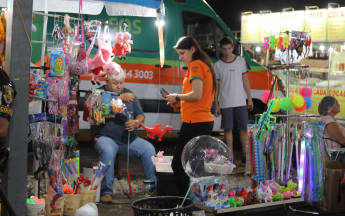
{"left": 156, "top": 151, "right": 165, "bottom": 163}
{"left": 90, "top": 62, "right": 121, "bottom": 85}
{"left": 112, "top": 32, "right": 125, "bottom": 59}
{"left": 123, "top": 32, "right": 133, "bottom": 60}
{"left": 260, "top": 185, "right": 272, "bottom": 203}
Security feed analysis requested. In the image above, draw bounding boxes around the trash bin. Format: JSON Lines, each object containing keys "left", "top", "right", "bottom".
{"left": 131, "top": 196, "right": 195, "bottom": 216}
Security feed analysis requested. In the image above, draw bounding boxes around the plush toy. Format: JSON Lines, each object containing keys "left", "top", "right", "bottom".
{"left": 112, "top": 32, "right": 125, "bottom": 59}
{"left": 90, "top": 62, "right": 121, "bottom": 85}
{"left": 29, "top": 75, "right": 37, "bottom": 102}
{"left": 123, "top": 32, "right": 133, "bottom": 60}
{"left": 156, "top": 151, "right": 165, "bottom": 163}
{"left": 260, "top": 185, "right": 272, "bottom": 203}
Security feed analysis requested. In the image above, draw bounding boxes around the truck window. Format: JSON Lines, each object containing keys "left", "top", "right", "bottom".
{"left": 215, "top": 22, "right": 227, "bottom": 59}
{"left": 182, "top": 11, "right": 216, "bottom": 59}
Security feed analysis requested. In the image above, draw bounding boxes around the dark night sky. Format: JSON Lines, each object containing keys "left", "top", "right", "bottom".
{"left": 205, "top": 0, "right": 333, "bottom": 31}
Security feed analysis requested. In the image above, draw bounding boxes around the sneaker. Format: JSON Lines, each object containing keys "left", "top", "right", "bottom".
{"left": 100, "top": 193, "right": 113, "bottom": 203}
{"left": 241, "top": 153, "right": 246, "bottom": 166}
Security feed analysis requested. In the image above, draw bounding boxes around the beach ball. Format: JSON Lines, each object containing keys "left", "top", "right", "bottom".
{"left": 292, "top": 95, "right": 304, "bottom": 108}
{"left": 261, "top": 91, "right": 275, "bottom": 104}
{"left": 280, "top": 97, "right": 292, "bottom": 111}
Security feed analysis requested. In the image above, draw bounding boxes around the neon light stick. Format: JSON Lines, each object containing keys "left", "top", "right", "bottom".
{"left": 71, "top": 161, "right": 78, "bottom": 175}
{"left": 158, "top": 25, "right": 165, "bottom": 68}
{"left": 65, "top": 163, "right": 78, "bottom": 183}
{"left": 295, "top": 126, "right": 300, "bottom": 179}
{"left": 281, "top": 124, "right": 285, "bottom": 181}
{"left": 298, "top": 122, "right": 307, "bottom": 193}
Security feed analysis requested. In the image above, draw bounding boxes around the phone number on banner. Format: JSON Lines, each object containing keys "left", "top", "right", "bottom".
{"left": 124, "top": 69, "right": 153, "bottom": 79}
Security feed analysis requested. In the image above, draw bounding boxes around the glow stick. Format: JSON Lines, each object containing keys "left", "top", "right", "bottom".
{"left": 158, "top": 25, "right": 164, "bottom": 68}
{"left": 281, "top": 124, "right": 285, "bottom": 181}
{"left": 295, "top": 126, "right": 300, "bottom": 179}
{"left": 65, "top": 163, "right": 78, "bottom": 183}
{"left": 298, "top": 123, "right": 307, "bottom": 193}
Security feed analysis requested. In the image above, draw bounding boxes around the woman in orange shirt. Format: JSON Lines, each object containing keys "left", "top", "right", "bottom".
{"left": 165, "top": 37, "right": 217, "bottom": 197}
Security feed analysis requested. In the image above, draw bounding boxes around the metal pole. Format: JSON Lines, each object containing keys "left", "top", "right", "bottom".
{"left": 285, "top": 31, "right": 290, "bottom": 185}
{"left": 2, "top": 0, "right": 33, "bottom": 215}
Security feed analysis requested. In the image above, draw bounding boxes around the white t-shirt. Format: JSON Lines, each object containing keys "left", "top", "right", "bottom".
{"left": 214, "top": 56, "right": 248, "bottom": 109}
{"left": 321, "top": 115, "right": 344, "bottom": 148}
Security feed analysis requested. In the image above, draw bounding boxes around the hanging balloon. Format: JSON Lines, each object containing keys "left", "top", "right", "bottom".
{"left": 304, "top": 97, "right": 313, "bottom": 110}
{"left": 300, "top": 88, "right": 313, "bottom": 98}
{"left": 294, "top": 101, "right": 307, "bottom": 112}
{"left": 280, "top": 97, "right": 292, "bottom": 111}
{"left": 292, "top": 95, "right": 304, "bottom": 108}
{"left": 270, "top": 98, "right": 281, "bottom": 112}
{"left": 261, "top": 91, "right": 275, "bottom": 104}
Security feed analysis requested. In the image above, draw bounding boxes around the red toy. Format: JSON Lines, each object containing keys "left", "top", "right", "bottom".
{"left": 140, "top": 123, "right": 173, "bottom": 141}
{"left": 47, "top": 157, "right": 64, "bottom": 209}
{"left": 29, "top": 75, "right": 37, "bottom": 102}
{"left": 235, "top": 187, "right": 248, "bottom": 198}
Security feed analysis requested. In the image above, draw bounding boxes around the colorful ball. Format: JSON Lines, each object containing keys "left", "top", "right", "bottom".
{"left": 280, "top": 97, "right": 292, "bottom": 111}
{"left": 300, "top": 88, "right": 313, "bottom": 98}
{"left": 294, "top": 101, "right": 307, "bottom": 112}
{"left": 304, "top": 97, "right": 313, "bottom": 110}
{"left": 271, "top": 98, "right": 281, "bottom": 112}
{"left": 292, "top": 95, "right": 304, "bottom": 108}
{"left": 261, "top": 91, "right": 275, "bottom": 104}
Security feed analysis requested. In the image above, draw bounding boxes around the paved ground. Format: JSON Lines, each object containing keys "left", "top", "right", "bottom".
{"left": 26, "top": 129, "right": 341, "bottom": 215}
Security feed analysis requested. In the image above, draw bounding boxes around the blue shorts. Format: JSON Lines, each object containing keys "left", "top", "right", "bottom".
{"left": 220, "top": 106, "right": 248, "bottom": 130}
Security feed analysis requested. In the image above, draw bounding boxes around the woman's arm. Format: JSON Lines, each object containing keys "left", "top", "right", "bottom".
{"left": 165, "top": 79, "right": 203, "bottom": 103}
{"left": 325, "top": 122, "right": 345, "bottom": 144}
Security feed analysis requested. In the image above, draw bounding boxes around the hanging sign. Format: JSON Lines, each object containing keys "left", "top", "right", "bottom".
{"left": 241, "top": 14, "right": 260, "bottom": 43}
{"left": 327, "top": 7, "right": 345, "bottom": 41}
{"left": 305, "top": 9, "right": 327, "bottom": 41}
{"left": 259, "top": 13, "right": 281, "bottom": 43}
{"left": 280, "top": 11, "right": 305, "bottom": 32}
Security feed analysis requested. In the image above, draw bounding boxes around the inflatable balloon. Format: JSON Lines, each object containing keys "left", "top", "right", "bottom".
{"left": 292, "top": 95, "right": 304, "bottom": 108}
{"left": 182, "top": 136, "right": 235, "bottom": 178}
{"left": 280, "top": 97, "right": 292, "bottom": 111}
{"left": 261, "top": 91, "right": 275, "bottom": 104}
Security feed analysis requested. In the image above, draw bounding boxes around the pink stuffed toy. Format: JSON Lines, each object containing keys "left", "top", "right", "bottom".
{"left": 156, "top": 151, "right": 165, "bottom": 163}
{"left": 123, "top": 32, "right": 133, "bottom": 60}
{"left": 112, "top": 32, "right": 125, "bottom": 59}
{"left": 90, "top": 62, "right": 121, "bottom": 84}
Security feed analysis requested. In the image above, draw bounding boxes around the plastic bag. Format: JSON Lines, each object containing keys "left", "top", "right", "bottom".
{"left": 74, "top": 203, "right": 98, "bottom": 216}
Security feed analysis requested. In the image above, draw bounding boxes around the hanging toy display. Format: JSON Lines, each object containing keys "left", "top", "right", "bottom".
{"left": 47, "top": 156, "right": 64, "bottom": 210}
{"left": 62, "top": 14, "right": 74, "bottom": 35}
{"left": 255, "top": 99, "right": 276, "bottom": 141}
{"left": 50, "top": 50, "right": 66, "bottom": 77}
{"left": 47, "top": 79, "right": 59, "bottom": 115}
{"left": 140, "top": 123, "right": 173, "bottom": 141}
{"left": 112, "top": 32, "right": 125, "bottom": 59}
{"left": 52, "top": 23, "right": 64, "bottom": 40}
{"left": 123, "top": 32, "right": 133, "bottom": 60}
{"left": 280, "top": 97, "right": 292, "bottom": 111}
{"left": 36, "top": 78, "right": 49, "bottom": 99}
{"left": 29, "top": 74, "right": 37, "bottom": 102}
{"left": 67, "top": 99, "right": 79, "bottom": 134}
{"left": 84, "top": 20, "right": 98, "bottom": 40}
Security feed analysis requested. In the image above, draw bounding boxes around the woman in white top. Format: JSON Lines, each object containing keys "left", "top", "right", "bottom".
{"left": 319, "top": 96, "right": 345, "bottom": 162}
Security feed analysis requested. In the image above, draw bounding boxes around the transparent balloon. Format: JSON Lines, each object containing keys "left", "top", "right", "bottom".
{"left": 182, "top": 136, "right": 235, "bottom": 178}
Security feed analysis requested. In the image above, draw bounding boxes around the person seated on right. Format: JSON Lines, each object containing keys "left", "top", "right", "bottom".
{"left": 319, "top": 96, "right": 345, "bottom": 162}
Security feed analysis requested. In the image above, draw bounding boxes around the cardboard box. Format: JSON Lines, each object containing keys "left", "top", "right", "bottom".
{"left": 300, "top": 58, "right": 329, "bottom": 68}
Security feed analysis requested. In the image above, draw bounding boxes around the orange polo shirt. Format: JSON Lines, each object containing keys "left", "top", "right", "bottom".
{"left": 181, "top": 60, "right": 214, "bottom": 123}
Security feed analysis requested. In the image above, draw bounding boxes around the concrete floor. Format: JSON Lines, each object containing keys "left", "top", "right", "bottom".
{"left": 26, "top": 130, "right": 335, "bottom": 215}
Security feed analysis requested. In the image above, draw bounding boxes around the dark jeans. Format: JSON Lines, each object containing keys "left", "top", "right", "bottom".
{"left": 172, "top": 121, "right": 214, "bottom": 197}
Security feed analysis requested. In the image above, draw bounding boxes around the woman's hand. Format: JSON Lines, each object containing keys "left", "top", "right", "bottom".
{"left": 125, "top": 120, "right": 138, "bottom": 132}
{"left": 165, "top": 93, "right": 177, "bottom": 105}
{"left": 120, "top": 93, "right": 135, "bottom": 103}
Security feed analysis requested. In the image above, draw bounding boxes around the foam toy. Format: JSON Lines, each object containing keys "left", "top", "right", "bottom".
{"left": 304, "top": 97, "right": 313, "bottom": 110}
{"left": 261, "top": 91, "right": 275, "bottom": 104}
{"left": 141, "top": 123, "right": 173, "bottom": 141}
{"left": 235, "top": 187, "right": 248, "bottom": 198}
{"left": 292, "top": 190, "right": 301, "bottom": 198}
{"left": 32, "top": 196, "right": 45, "bottom": 204}
{"left": 280, "top": 97, "right": 292, "bottom": 111}
{"left": 294, "top": 101, "right": 307, "bottom": 112}
{"left": 281, "top": 190, "right": 293, "bottom": 199}
{"left": 271, "top": 97, "right": 281, "bottom": 112}
{"left": 255, "top": 99, "right": 276, "bottom": 141}
{"left": 292, "top": 95, "right": 304, "bottom": 108}
{"left": 300, "top": 88, "right": 313, "bottom": 97}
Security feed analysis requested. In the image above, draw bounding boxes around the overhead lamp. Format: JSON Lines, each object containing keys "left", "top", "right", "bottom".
{"left": 328, "top": 2, "right": 340, "bottom": 8}
{"left": 256, "top": 47, "right": 261, "bottom": 52}
{"left": 305, "top": 6, "right": 319, "bottom": 10}
{"left": 242, "top": 11, "right": 253, "bottom": 20}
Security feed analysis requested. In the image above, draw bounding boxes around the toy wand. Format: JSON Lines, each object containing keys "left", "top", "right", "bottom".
{"left": 127, "top": 111, "right": 133, "bottom": 195}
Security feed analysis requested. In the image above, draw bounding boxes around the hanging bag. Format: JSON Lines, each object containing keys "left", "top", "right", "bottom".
{"left": 70, "top": 0, "right": 88, "bottom": 75}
